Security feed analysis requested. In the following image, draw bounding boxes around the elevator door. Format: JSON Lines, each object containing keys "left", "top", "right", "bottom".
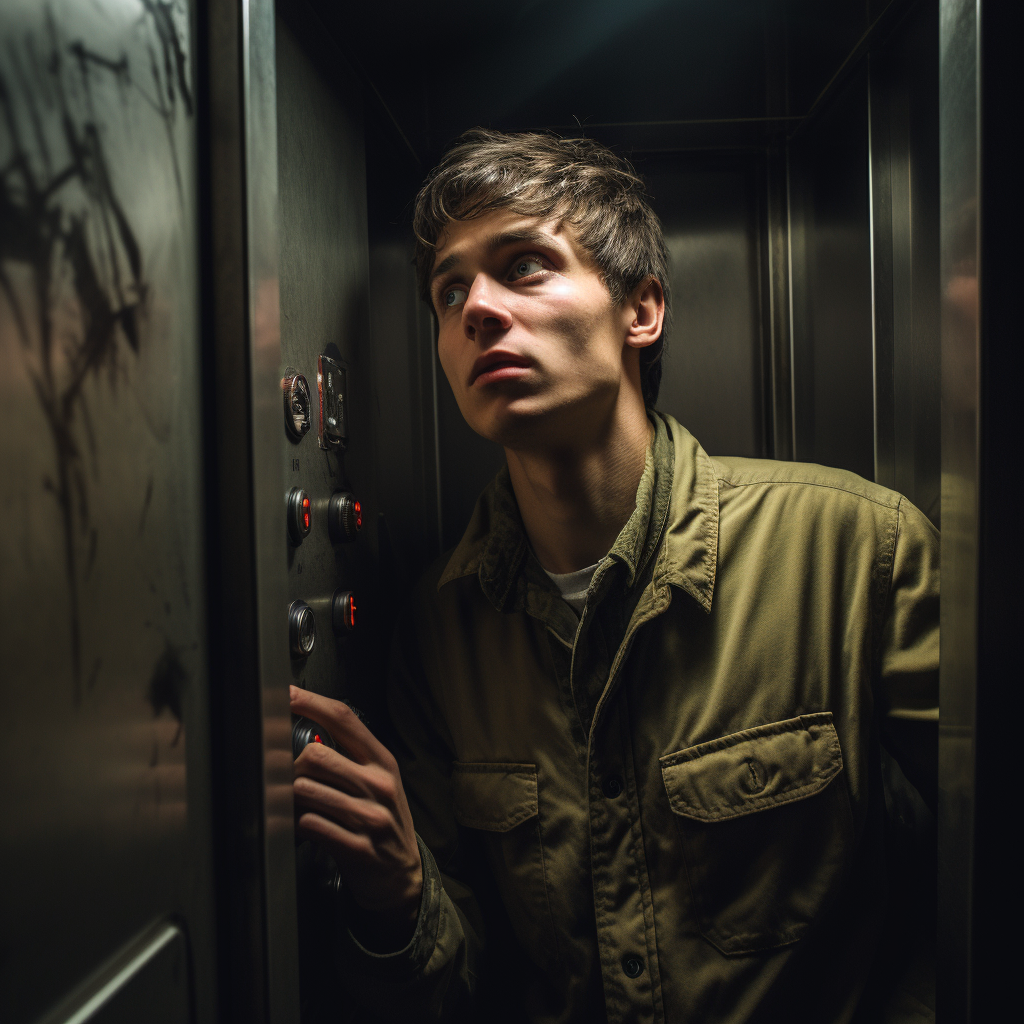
{"left": 0, "top": 1, "right": 218, "bottom": 1020}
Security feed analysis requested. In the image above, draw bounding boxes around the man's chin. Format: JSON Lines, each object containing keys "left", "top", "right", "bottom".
{"left": 469, "top": 396, "right": 596, "bottom": 451}
{"left": 467, "top": 399, "right": 552, "bottom": 448}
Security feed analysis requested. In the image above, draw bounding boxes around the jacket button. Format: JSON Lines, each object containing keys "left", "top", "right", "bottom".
{"left": 622, "top": 955, "right": 644, "bottom": 978}
{"left": 603, "top": 775, "right": 623, "bottom": 798}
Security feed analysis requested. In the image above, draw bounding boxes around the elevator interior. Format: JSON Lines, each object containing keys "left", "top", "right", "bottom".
{"left": 0, "top": 0, "right": 1014, "bottom": 1021}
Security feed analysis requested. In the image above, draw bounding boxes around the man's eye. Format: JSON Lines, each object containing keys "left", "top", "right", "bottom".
{"left": 444, "top": 287, "right": 468, "bottom": 308}
{"left": 508, "top": 257, "right": 544, "bottom": 280}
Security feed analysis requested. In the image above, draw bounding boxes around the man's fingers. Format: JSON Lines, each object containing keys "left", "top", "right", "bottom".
{"left": 289, "top": 686, "right": 389, "bottom": 767}
{"left": 293, "top": 739, "right": 361, "bottom": 789}
{"left": 293, "top": 775, "right": 389, "bottom": 834}
{"left": 292, "top": 736, "right": 399, "bottom": 803}
{"left": 295, "top": 811, "right": 375, "bottom": 862}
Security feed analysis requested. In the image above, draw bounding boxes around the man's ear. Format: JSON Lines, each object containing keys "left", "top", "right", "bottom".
{"left": 625, "top": 277, "right": 665, "bottom": 350}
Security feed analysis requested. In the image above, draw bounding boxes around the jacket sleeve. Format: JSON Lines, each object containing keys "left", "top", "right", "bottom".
{"left": 876, "top": 495, "right": 940, "bottom": 812}
{"left": 333, "top": 595, "right": 484, "bottom": 1022}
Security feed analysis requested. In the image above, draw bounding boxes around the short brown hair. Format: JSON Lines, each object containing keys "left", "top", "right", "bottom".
{"left": 412, "top": 129, "right": 671, "bottom": 407}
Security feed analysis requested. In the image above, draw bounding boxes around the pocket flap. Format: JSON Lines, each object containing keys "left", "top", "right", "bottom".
{"left": 451, "top": 762, "right": 539, "bottom": 832}
{"left": 660, "top": 713, "right": 843, "bottom": 822}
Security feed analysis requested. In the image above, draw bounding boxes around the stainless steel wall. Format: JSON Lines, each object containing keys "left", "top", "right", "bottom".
{"left": 871, "top": 3, "right": 941, "bottom": 526}
{"left": 638, "top": 154, "right": 770, "bottom": 459}
{"left": 788, "top": 65, "right": 876, "bottom": 482}
{"left": 0, "top": 0, "right": 217, "bottom": 1020}
{"left": 937, "top": 1, "right": 1023, "bottom": 1019}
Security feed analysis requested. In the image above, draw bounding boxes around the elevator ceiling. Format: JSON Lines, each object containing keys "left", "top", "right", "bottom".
{"left": 308, "top": 0, "right": 907, "bottom": 157}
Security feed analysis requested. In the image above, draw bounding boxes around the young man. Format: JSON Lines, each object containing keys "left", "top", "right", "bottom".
{"left": 290, "top": 131, "right": 938, "bottom": 1023}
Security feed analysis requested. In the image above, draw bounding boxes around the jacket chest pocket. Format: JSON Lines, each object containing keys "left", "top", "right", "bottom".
{"left": 660, "top": 712, "right": 852, "bottom": 956}
{"left": 451, "top": 763, "right": 560, "bottom": 969}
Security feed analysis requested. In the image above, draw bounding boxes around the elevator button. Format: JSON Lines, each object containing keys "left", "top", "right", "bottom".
{"left": 291, "top": 716, "right": 338, "bottom": 759}
{"left": 317, "top": 355, "right": 348, "bottom": 451}
{"left": 328, "top": 492, "right": 362, "bottom": 543}
{"left": 287, "top": 488, "right": 312, "bottom": 545}
{"left": 288, "top": 600, "right": 316, "bottom": 657}
{"left": 332, "top": 590, "right": 356, "bottom": 633}
{"left": 281, "top": 373, "right": 311, "bottom": 441}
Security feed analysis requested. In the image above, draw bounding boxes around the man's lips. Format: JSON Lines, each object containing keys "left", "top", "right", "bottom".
{"left": 470, "top": 350, "right": 533, "bottom": 385}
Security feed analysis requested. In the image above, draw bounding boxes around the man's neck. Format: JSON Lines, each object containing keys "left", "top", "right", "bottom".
{"left": 505, "top": 400, "right": 653, "bottom": 575}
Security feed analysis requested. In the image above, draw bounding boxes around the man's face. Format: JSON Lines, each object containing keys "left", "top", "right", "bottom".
{"left": 429, "top": 209, "right": 639, "bottom": 449}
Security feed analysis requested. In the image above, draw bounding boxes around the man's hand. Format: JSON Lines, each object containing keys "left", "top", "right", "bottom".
{"left": 290, "top": 685, "right": 423, "bottom": 949}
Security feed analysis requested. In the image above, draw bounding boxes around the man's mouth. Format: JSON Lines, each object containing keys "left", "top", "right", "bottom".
{"left": 470, "top": 350, "right": 533, "bottom": 385}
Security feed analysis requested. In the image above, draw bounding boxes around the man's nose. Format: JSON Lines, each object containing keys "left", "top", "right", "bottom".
{"left": 463, "top": 276, "right": 512, "bottom": 336}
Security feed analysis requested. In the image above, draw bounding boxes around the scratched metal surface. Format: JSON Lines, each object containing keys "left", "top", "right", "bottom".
{"left": 0, "top": 1, "right": 217, "bottom": 1020}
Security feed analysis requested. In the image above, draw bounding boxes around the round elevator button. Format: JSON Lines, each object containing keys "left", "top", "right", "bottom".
{"left": 603, "top": 775, "right": 624, "bottom": 798}
{"left": 332, "top": 590, "right": 356, "bottom": 633}
{"left": 288, "top": 600, "right": 316, "bottom": 658}
{"left": 622, "top": 955, "right": 644, "bottom": 978}
{"left": 287, "top": 487, "right": 312, "bottom": 545}
{"left": 291, "top": 716, "right": 338, "bottom": 759}
{"left": 328, "top": 492, "right": 362, "bottom": 543}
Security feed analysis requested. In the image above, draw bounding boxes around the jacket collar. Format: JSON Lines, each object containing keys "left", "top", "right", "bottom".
{"left": 438, "top": 412, "right": 718, "bottom": 615}
{"left": 656, "top": 414, "right": 718, "bottom": 612}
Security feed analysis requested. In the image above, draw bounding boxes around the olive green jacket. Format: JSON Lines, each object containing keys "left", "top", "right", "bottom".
{"left": 339, "top": 413, "right": 939, "bottom": 1024}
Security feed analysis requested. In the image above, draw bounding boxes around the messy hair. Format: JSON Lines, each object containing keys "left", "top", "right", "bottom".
{"left": 412, "top": 129, "right": 671, "bottom": 408}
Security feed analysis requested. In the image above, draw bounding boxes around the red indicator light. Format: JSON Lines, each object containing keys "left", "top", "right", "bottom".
{"left": 303, "top": 512, "right": 310, "bottom": 530}
{"left": 354, "top": 501, "right": 361, "bottom": 513}
{"left": 313, "top": 734, "right": 321, "bottom": 743}
{"left": 349, "top": 597, "right": 356, "bottom": 627}
{"left": 302, "top": 496, "right": 310, "bottom": 509}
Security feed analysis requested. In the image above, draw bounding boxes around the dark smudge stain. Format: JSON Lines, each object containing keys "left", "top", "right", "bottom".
{"left": 147, "top": 641, "right": 186, "bottom": 746}
{"left": 0, "top": 4, "right": 192, "bottom": 705}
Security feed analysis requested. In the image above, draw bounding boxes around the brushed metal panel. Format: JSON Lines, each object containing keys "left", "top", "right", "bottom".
{"left": 870, "top": 3, "right": 941, "bottom": 523}
{"left": 638, "top": 154, "right": 768, "bottom": 460}
{"left": 788, "top": 65, "right": 875, "bottom": 479}
{"left": 240, "top": 0, "right": 301, "bottom": 1021}
{"left": 938, "top": 0, "right": 979, "bottom": 1018}
{"left": 0, "top": 1, "right": 216, "bottom": 1021}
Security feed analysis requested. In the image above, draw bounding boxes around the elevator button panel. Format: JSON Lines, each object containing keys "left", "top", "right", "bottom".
{"left": 282, "top": 373, "right": 311, "bottom": 441}
{"left": 317, "top": 355, "right": 348, "bottom": 451}
{"left": 288, "top": 600, "right": 316, "bottom": 658}
{"left": 287, "top": 487, "right": 312, "bottom": 546}
{"left": 332, "top": 590, "right": 356, "bottom": 634}
{"left": 328, "top": 492, "right": 362, "bottom": 543}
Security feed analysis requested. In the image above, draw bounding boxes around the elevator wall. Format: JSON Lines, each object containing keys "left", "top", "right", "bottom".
{"left": 637, "top": 153, "right": 770, "bottom": 460}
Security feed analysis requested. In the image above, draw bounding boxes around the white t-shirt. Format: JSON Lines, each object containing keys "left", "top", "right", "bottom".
{"left": 544, "top": 560, "right": 602, "bottom": 619}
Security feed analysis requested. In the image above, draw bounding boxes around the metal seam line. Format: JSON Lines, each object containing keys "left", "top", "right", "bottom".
{"left": 59, "top": 923, "right": 180, "bottom": 1024}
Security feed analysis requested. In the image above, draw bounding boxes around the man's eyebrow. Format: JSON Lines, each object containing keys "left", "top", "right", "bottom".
{"left": 429, "top": 229, "right": 560, "bottom": 290}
